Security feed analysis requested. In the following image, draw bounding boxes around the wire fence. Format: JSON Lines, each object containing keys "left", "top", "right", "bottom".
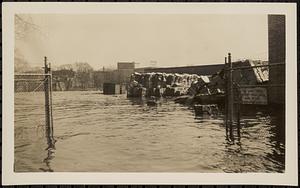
{"left": 224, "top": 53, "right": 285, "bottom": 143}
{"left": 14, "top": 58, "right": 55, "bottom": 158}
{"left": 14, "top": 74, "right": 48, "bottom": 141}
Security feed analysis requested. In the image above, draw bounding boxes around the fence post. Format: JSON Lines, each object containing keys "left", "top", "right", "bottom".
{"left": 49, "top": 62, "right": 54, "bottom": 144}
{"left": 228, "top": 53, "right": 234, "bottom": 141}
{"left": 237, "top": 88, "right": 241, "bottom": 141}
{"left": 224, "top": 57, "right": 228, "bottom": 140}
{"left": 44, "top": 56, "right": 55, "bottom": 149}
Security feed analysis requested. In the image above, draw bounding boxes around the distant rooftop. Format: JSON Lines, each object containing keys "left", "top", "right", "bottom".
{"left": 117, "top": 62, "right": 135, "bottom": 70}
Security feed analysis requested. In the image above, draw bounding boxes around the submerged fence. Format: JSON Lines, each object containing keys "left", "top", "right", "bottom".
{"left": 14, "top": 57, "right": 55, "bottom": 150}
{"left": 224, "top": 53, "right": 285, "bottom": 143}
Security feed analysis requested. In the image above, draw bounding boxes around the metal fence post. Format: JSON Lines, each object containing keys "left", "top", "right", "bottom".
{"left": 236, "top": 87, "right": 241, "bottom": 141}
{"left": 44, "top": 56, "right": 55, "bottom": 149}
{"left": 224, "top": 56, "right": 228, "bottom": 140}
{"left": 228, "top": 53, "right": 234, "bottom": 141}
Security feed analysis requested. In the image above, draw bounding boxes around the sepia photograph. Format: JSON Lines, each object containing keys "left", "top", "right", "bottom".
{"left": 2, "top": 2, "right": 297, "bottom": 185}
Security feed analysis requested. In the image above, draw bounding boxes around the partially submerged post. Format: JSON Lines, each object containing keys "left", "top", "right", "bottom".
{"left": 227, "top": 53, "right": 234, "bottom": 141}
{"left": 44, "top": 56, "right": 55, "bottom": 149}
{"left": 236, "top": 90, "right": 241, "bottom": 141}
{"left": 224, "top": 56, "right": 228, "bottom": 139}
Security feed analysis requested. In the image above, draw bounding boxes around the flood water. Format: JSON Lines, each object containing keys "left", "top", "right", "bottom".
{"left": 14, "top": 91, "right": 285, "bottom": 172}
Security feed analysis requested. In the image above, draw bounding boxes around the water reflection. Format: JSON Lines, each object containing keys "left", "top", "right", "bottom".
{"left": 40, "top": 148, "right": 55, "bottom": 172}
{"left": 15, "top": 91, "right": 285, "bottom": 172}
{"left": 127, "top": 97, "right": 146, "bottom": 106}
{"left": 193, "top": 103, "right": 285, "bottom": 172}
{"left": 40, "top": 125, "right": 56, "bottom": 172}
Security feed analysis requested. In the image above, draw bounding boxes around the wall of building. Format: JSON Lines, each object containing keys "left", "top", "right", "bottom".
{"left": 117, "top": 62, "right": 135, "bottom": 69}
{"left": 93, "top": 71, "right": 119, "bottom": 88}
{"left": 268, "top": 15, "right": 286, "bottom": 105}
{"left": 94, "top": 62, "right": 135, "bottom": 88}
{"left": 118, "top": 69, "right": 135, "bottom": 83}
{"left": 117, "top": 62, "right": 135, "bottom": 84}
{"left": 136, "top": 64, "right": 224, "bottom": 76}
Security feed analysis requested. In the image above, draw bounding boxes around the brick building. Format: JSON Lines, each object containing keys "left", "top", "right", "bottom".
{"left": 268, "top": 15, "right": 286, "bottom": 105}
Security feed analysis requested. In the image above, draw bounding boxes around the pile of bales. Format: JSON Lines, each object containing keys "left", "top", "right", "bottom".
{"left": 127, "top": 72, "right": 225, "bottom": 98}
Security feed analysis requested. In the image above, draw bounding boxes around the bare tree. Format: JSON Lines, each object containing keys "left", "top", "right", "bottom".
{"left": 14, "top": 48, "right": 30, "bottom": 73}
{"left": 74, "top": 62, "right": 94, "bottom": 89}
{"left": 15, "top": 15, "right": 40, "bottom": 40}
{"left": 15, "top": 15, "right": 42, "bottom": 73}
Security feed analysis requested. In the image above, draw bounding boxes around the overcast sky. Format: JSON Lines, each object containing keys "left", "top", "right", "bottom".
{"left": 16, "top": 14, "right": 268, "bottom": 70}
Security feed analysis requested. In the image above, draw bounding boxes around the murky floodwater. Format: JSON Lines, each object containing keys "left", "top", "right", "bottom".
{"left": 14, "top": 91, "right": 285, "bottom": 172}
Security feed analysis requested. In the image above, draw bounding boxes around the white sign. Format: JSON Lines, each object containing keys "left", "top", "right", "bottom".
{"left": 240, "top": 87, "right": 268, "bottom": 105}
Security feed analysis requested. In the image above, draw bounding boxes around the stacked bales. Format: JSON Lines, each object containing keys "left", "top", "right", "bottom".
{"left": 127, "top": 72, "right": 201, "bottom": 98}
{"left": 187, "top": 75, "right": 211, "bottom": 95}
{"left": 127, "top": 60, "right": 270, "bottom": 104}
{"left": 207, "top": 70, "right": 225, "bottom": 95}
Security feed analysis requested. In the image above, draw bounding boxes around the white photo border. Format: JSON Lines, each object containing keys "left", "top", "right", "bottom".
{"left": 2, "top": 2, "right": 298, "bottom": 186}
